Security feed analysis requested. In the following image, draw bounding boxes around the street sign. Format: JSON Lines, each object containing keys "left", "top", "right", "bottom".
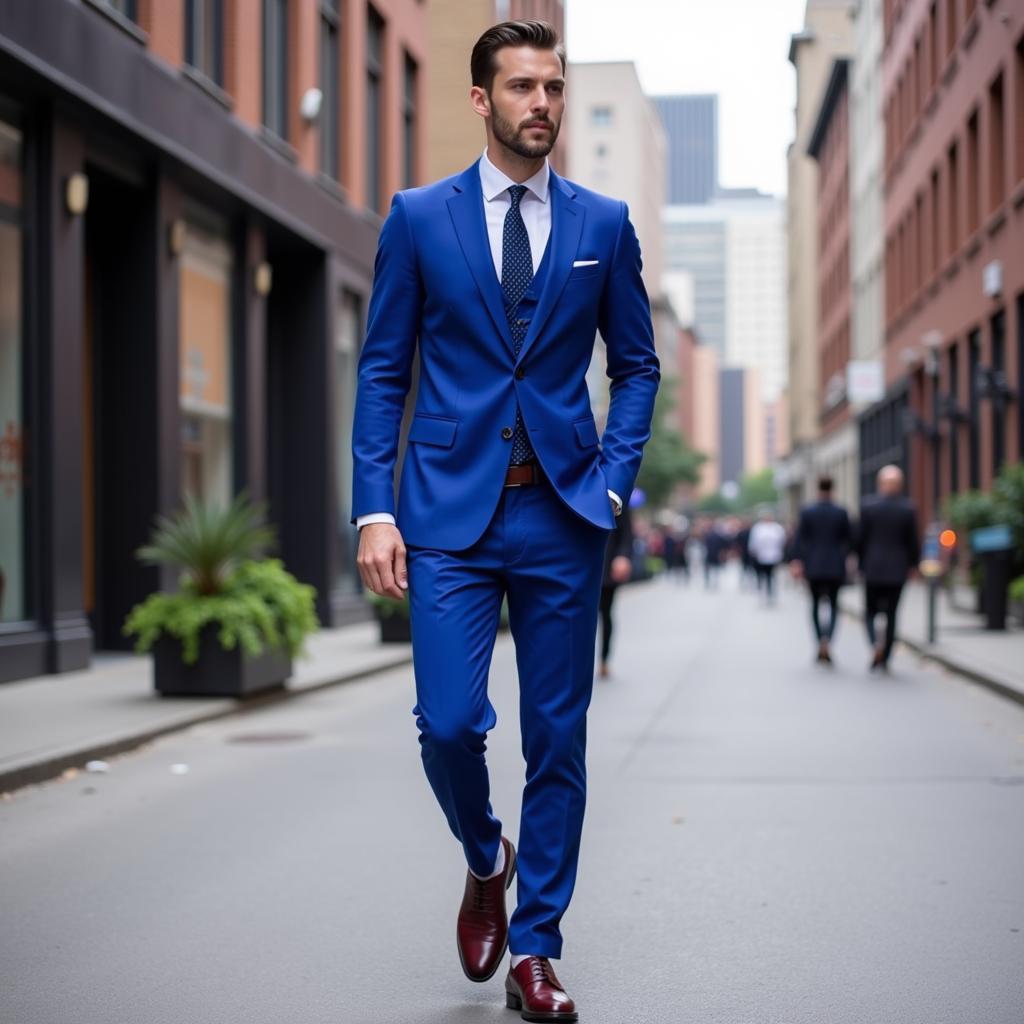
{"left": 847, "top": 360, "right": 884, "bottom": 404}
{"left": 971, "top": 525, "right": 1012, "bottom": 553}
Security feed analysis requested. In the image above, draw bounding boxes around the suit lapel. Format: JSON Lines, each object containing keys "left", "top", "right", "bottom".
{"left": 517, "top": 172, "right": 584, "bottom": 365}
{"left": 446, "top": 163, "right": 515, "bottom": 355}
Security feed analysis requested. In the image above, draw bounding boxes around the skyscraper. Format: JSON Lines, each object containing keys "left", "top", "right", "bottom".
{"left": 653, "top": 94, "right": 718, "bottom": 205}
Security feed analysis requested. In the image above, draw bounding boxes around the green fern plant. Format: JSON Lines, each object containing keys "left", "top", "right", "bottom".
{"left": 137, "top": 492, "right": 276, "bottom": 595}
{"left": 123, "top": 496, "right": 318, "bottom": 664}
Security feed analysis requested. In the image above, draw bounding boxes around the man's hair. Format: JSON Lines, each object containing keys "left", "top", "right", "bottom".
{"left": 470, "top": 20, "right": 566, "bottom": 93}
{"left": 818, "top": 475, "right": 834, "bottom": 493}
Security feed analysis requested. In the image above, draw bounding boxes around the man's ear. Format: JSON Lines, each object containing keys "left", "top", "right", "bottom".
{"left": 470, "top": 85, "right": 491, "bottom": 120}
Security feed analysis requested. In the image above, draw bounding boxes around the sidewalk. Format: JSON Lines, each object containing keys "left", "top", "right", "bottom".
{"left": 841, "top": 580, "right": 1024, "bottom": 705}
{"left": 0, "top": 620, "right": 412, "bottom": 794}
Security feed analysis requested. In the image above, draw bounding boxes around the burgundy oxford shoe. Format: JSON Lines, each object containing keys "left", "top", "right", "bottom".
{"left": 457, "top": 836, "right": 517, "bottom": 982}
{"left": 505, "top": 956, "right": 578, "bottom": 1022}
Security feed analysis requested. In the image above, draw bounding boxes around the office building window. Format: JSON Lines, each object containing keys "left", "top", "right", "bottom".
{"left": 946, "top": 0, "right": 957, "bottom": 57}
{"left": 186, "top": 0, "right": 224, "bottom": 85}
{"left": 947, "top": 140, "right": 959, "bottom": 255}
{"left": 98, "top": 0, "right": 137, "bottom": 20}
{"left": 968, "top": 329, "right": 981, "bottom": 488}
{"left": 179, "top": 213, "right": 234, "bottom": 508}
{"left": 948, "top": 343, "right": 959, "bottom": 494}
{"left": 263, "top": 0, "right": 289, "bottom": 140}
{"left": 966, "top": 108, "right": 980, "bottom": 234}
{"left": 334, "top": 290, "right": 362, "bottom": 596}
{"left": 403, "top": 52, "right": 418, "bottom": 189}
{"left": 0, "top": 116, "right": 27, "bottom": 623}
{"left": 591, "top": 106, "right": 613, "bottom": 127}
{"left": 930, "top": 167, "right": 941, "bottom": 274}
{"left": 929, "top": 2, "right": 939, "bottom": 89}
{"left": 988, "top": 71, "right": 1005, "bottom": 212}
{"left": 320, "top": 0, "right": 340, "bottom": 180}
{"left": 366, "top": 5, "right": 384, "bottom": 214}
{"left": 991, "top": 310, "right": 1006, "bottom": 473}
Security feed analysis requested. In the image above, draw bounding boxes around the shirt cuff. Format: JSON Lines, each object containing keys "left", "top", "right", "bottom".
{"left": 607, "top": 489, "right": 623, "bottom": 517}
{"left": 356, "top": 513, "right": 397, "bottom": 530}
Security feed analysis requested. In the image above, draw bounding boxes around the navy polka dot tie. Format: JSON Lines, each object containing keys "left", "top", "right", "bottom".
{"left": 502, "top": 184, "right": 536, "bottom": 465}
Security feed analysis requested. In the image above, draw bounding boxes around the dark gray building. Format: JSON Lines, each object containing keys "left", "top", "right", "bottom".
{"left": 653, "top": 94, "right": 718, "bottom": 205}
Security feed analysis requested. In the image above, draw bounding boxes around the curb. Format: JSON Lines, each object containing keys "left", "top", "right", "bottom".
{"left": 0, "top": 650, "right": 414, "bottom": 795}
{"left": 841, "top": 603, "right": 1024, "bottom": 710}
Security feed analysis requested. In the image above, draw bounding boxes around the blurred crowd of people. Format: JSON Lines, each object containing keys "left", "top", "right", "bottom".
{"left": 598, "top": 466, "right": 921, "bottom": 678}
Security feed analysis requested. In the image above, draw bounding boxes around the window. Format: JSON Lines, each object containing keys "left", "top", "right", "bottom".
{"left": 929, "top": 2, "right": 939, "bottom": 89}
{"left": 98, "top": 0, "right": 137, "bottom": 19}
{"left": 320, "top": 0, "right": 340, "bottom": 180}
{"left": 366, "top": 5, "right": 384, "bottom": 214}
{"left": 591, "top": 106, "right": 613, "bottom": 127}
{"left": 179, "top": 213, "right": 235, "bottom": 508}
{"left": 1016, "top": 36, "right": 1024, "bottom": 184}
{"left": 263, "top": 0, "right": 289, "bottom": 140}
{"left": 334, "top": 290, "right": 362, "bottom": 596}
{"left": 968, "top": 328, "right": 981, "bottom": 488}
{"left": 966, "top": 108, "right": 980, "bottom": 234}
{"left": 946, "top": 0, "right": 957, "bottom": 57}
{"left": 988, "top": 71, "right": 1005, "bottom": 212}
{"left": 403, "top": 53, "right": 418, "bottom": 189}
{"left": 947, "top": 140, "right": 960, "bottom": 255}
{"left": 931, "top": 167, "right": 941, "bottom": 273}
{"left": 948, "top": 343, "right": 960, "bottom": 493}
{"left": 185, "top": 0, "right": 224, "bottom": 85}
{"left": 0, "top": 116, "right": 27, "bottom": 623}
{"left": 991, "top": 311, "right": 1006, "bottom": 473}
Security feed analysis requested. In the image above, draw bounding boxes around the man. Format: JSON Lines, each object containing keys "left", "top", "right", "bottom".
{"left": 791, "top": 476, "right": 852, "bottom": 663}
{"left": 747, "top": 508, "right": 787, "bottom": 604}
{"left": 856, "top": 465, "right": 920, "bottom": 671}
{"left": 351, "top": 21, "right": 659, "bottom": 1022}
{"left": 597, "top": 501, "right": 634, "bottom": 679}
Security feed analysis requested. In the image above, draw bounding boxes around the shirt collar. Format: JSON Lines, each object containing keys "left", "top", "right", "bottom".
{"left": 479, "top": 149, "right": 550, "bottom": 204}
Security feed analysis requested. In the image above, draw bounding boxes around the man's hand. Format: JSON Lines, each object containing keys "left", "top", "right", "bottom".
{"left": 610, "top": 555, "right": 632, "bottom": 585}
{"left": 357, "top": 523, "right": 408, "bottom": 600}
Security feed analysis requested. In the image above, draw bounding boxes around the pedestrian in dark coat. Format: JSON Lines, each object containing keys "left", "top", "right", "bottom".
{"left": 855, "top": 465, "right": 921, "bottom": 671}
{"left": 791, "top": 476, "right": 852, "bottom": 663}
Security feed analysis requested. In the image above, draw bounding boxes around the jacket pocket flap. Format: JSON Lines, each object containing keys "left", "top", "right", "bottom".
{"left": 409, "top": 415, "right": 458, "bottom": 447}
{"left": 574, "top": 417, "right": 600, "bottom": 448}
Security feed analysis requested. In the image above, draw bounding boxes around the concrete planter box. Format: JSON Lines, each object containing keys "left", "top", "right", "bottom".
{"left": 153, "top": 626, "right": 292, "bottom": 697}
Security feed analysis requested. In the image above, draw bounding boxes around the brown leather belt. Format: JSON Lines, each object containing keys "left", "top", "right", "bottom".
{"left": 504, "top": 462, "right": 543, "bottom": 487}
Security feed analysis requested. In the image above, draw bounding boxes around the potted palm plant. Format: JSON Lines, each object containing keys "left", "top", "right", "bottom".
{"left": 123, "top": 493, "right": 319, "bottom": 697}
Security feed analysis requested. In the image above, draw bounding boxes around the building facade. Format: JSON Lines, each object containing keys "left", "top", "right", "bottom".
{"left": 872, "top": 0, "right": 1024, "bottom": 524}
{"left": 778, "top": 0, "right": 854, "bottom": 518}
{"left": 425, "top": 0, "right": 566, "bottom": 182}
{"left": 664, "top": 205, "right": 727, "bottom": 358}
{"left": 652, "top": 94, "right": 719, "bottom": 205}
{"left": 0, "top": 0, "right": 427, "bottom": 683}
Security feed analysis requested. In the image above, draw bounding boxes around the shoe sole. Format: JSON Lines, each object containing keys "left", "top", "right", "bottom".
{"left": 505, "top": 991, "right": 578, "bottom": 1022}
{"left": 458, "top": 844, "right": 517, "bottom": 984}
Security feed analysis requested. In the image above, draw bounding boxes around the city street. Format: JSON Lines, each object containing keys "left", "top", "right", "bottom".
{"left": 2, "top": 570, "right": 1023, "bottom": 1024}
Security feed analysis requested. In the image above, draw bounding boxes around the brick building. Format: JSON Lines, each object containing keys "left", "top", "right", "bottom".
{"left": 871, "top": 0, "right": 1024, "bottom": 523}
{"left": 0, "top": 0, "right": 427, "bottom": 683}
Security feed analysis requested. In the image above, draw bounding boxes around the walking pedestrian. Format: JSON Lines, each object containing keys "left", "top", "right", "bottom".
{"left": 598, "top": 502, "right": 634, "bottom": 679}
{"left": 791, "top": 476, "right": 852, "bottom": 664}
{"left": 351, "top": 20, "right": 659, "bottom": 1022}
{"left": 747, "top": 509, "right": 787, "bottom": 603}
{"left": 702, "top": 520, "right": 729, "bottom": 590}
{"left": 856, "top": 465, "right": 921, "bottom": 672}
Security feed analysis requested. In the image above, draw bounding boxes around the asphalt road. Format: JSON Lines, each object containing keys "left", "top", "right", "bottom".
{"left": 2, "top": 569, "right": 1023, "bottom": 1024}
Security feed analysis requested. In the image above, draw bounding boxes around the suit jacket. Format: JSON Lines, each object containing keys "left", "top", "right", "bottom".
{"left": 794, "top": 500, "right": 852, "bottom": 582}
{"left": 856, "top": 495, "right": 920, "bottom": 586}
{"left": 351, "top": 161, "right": 660, "bottom": 551}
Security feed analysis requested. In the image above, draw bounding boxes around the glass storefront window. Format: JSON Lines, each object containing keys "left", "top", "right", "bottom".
{"left": 334, "top": 289, "right": 361, "bottom": 595}
{"left": 179, "top": 213, "right": 234, "bottom": 508}
{"left": 0, "top": 117, "right": 26, "bottom": 624}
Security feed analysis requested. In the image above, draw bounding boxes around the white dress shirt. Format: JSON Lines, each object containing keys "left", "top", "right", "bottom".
{"left": 357, "top": 151, "right": 620, "bottom": 530}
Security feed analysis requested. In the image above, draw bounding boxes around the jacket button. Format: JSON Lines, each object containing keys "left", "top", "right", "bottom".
{"left": 501, "top": 426, "right": 513, "bottom": 440}
{"left": 515, "top": 367, "right": 525, "bottom": 380}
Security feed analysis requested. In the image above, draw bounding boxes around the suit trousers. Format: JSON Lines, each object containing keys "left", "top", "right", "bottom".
{"left": 406, "top": 478, "right": 608, "bottom": 959}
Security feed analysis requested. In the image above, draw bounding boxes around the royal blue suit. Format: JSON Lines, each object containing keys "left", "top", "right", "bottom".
{"left": 352, "top": 160, "right": 659, "bottom": 958}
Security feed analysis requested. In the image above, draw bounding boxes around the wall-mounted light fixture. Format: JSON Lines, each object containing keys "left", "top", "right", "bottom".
{"left": 254, "top": 261, "right": 273, "bottom": 296}
{"left": 167, "top": 218, "right": 186, "bottom": 258}
{"left": 65, "top": 172, "right": 90, "bottom": 216}
{"left": 300, "top": 88, "right": 323, "bottom": 124}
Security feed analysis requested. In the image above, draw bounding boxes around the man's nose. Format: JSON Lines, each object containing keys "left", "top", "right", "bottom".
{"left": 530, "top": 89, "right": 550, "bottom": 114}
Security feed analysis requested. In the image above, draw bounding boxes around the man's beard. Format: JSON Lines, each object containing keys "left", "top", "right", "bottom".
{"left": 490, "top": 101, "right": 561, "bottom": 159}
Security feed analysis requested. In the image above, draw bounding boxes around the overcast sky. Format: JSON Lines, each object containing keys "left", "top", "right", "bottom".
{"left": 565, "top": 0, "right": 809, "bottom": 197}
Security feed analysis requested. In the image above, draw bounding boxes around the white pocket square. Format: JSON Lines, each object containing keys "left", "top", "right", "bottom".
{"left": 572, "top": 259, "right": 599, "bottom": 267}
